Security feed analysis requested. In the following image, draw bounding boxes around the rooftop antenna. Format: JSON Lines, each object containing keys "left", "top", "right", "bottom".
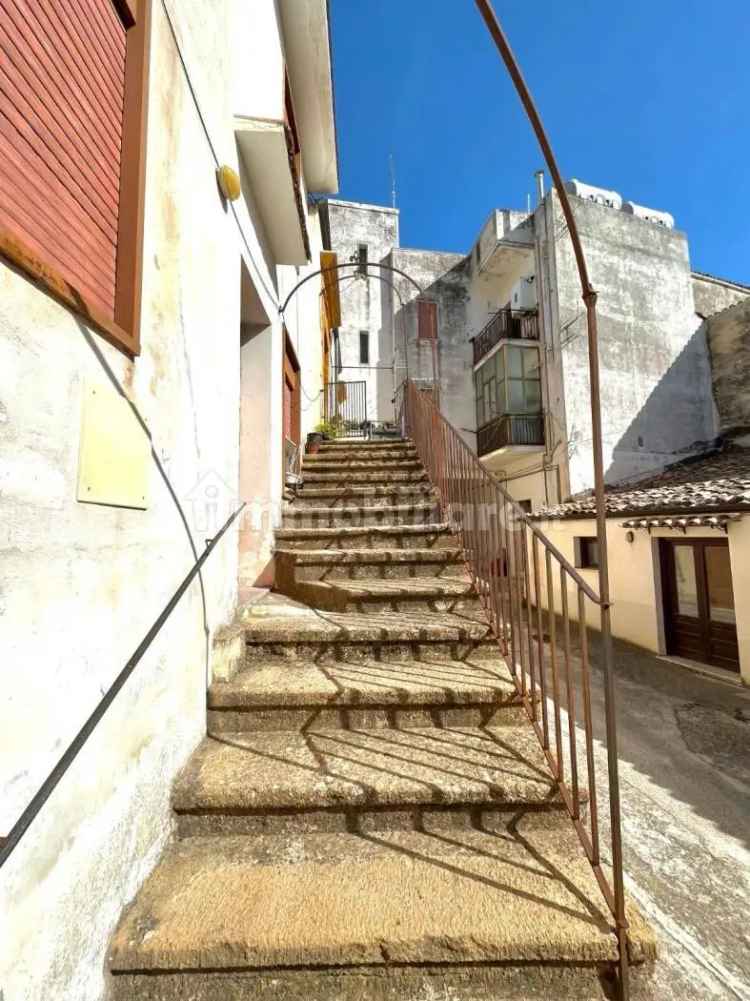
{"left": 389, "top": 152, "right": 397, "bottom": 209}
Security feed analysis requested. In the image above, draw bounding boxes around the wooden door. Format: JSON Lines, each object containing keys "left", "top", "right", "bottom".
{"left": 660, "top": 539, "right": 739, "bottom": 672}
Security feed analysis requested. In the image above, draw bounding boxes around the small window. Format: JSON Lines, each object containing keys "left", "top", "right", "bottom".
{"left": 518, "top": 499, "right": 532, "bottom": 513}
{"left": 359, "top": 331, "right": 370, "bottom": 365}
{"left": 575, "top": 536, "right": 600, "bottom": 569}
{"left": 357, "top": 244, "right": 368, "bottom": 275}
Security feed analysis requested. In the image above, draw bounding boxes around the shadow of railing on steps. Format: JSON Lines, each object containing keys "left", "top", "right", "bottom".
{"left": 397, "top": 377, "right": 629, "bottom": 982}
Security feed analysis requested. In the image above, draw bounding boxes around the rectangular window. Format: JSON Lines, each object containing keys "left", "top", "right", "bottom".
{"left": 359, "top": 331, "right": 370, "bottom": 365}
{"left": 575, "top": 537, "right": 600, "bottom": 569}
{"left": 474, "top": 343, "right": 541, "bottom": 429}
{"left": 0, "top": 0, "right": 151, "bottom": 355}
{"left": 357, "top": 244, "right": 368, "bottom": 275}
{"left": 418, "top": 299, "right": 438, "bottom": 340}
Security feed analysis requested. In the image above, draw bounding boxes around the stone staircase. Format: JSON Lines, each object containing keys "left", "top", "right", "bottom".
{"left": 108, "top": 438, "right": 654, "bottom": 1000}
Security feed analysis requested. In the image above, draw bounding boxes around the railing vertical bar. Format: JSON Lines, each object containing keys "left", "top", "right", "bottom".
{"left": 520, "top": 519, "right": 538, "bottom": 720}
{"left": 531, "top": 535, "right": 550, "bottom": 749}
{"left": 503, "top": 499, "right": 519, "bottom": 681}
{"left": 545, "top": 548, "right": 564, "bottom": 781}
{"left": 578, "top": 588, "right": 600, "bottom": 864}
{"left": 512, "top": 515, "right": 528, "bottom": 697}
{"left": 560, "top": 566, "right": 580, "bottom": 817}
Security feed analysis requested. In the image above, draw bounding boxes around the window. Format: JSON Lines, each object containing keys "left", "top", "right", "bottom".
{"left": 357, "top": 244, "right": 368, "bottom": 275}
{"left": 575, "top": 537, "right": 600, "bottom": 569}
{"left": 0, "top": 0, "right": 151, "bottom": 355}
{"left": 417, "top": 299, "right": 437, "bottom": 340}
{"left": 475, "top": 344, "right": 541, "bottom": 428}
{"left": 518, "top": 499, "right": 532, "bottom": 513}
{"left": 359, "top": 331, "right": 370, "bottom": 365}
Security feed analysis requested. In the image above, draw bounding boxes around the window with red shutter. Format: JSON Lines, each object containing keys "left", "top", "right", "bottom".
{"left": 0, "top": 0, "right": 150, "bottom": 354}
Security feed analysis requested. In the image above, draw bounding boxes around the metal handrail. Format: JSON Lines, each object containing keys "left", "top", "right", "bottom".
{"left": 399, "top": 378, "right": 627, "bottom": 984}
{"left": 0, "top": 503, "right": 245, "bottom": 869}
{"left": 473, "top": 2, "right": 628, "bottom": 995}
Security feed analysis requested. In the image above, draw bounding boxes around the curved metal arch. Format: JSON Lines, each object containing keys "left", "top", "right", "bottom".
{"left": 318, "top": 266, "right": 412, "bottom": 381}
{"left": 279, "top": 260, "right": 424, "bottom": 317}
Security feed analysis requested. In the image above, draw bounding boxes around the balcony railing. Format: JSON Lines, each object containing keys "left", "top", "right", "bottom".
{"left": 472, "top": 307, "right": 539, "bottom": 366}
{"left": 477, "top": 413, "right": 544, "bottom": 456}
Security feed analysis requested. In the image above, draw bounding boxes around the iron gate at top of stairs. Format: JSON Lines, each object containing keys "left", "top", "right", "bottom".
{"left": 323, "top": 380, "right": 367, "bottom": 438}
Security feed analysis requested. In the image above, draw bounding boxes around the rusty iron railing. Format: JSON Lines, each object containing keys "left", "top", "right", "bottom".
{"left": 472, "top": 1, "right": 628, "bottom": 996}
{"left": 399, "top": 378, "right": 629, "bottom": 992}
{"left": 471, "top": 307, "right": 539, "bottom": 365}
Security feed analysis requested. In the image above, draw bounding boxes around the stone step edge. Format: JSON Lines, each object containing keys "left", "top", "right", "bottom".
{"left": 243, "top": 622, "right": 494, "bottom": 645}
{"left": 275, "top": 523, "right": 451, "bottom": 539}
{"left": 283, "top": 503, "right": 439, "bottom": 516}
{"left": 274, "top": 547, "right": 464, "bottom": 563}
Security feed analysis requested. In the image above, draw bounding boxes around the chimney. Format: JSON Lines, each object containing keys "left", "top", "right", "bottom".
{"left": 534, "top": 170, "right": 545, "bottom": 205}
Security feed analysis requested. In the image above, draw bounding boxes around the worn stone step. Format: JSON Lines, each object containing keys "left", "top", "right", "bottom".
{"left": 317, "top": 438, "right": 412, "bottom": 451}
{"left": 285, "top": 577, "right": 482, "bottom": 614}
{"left": 282, "top": 502, "right": 440, "bottom": 529}
{"left": 207, "top": 655, "right": 524, "bottom": 732}
{"left": 242, "top": 610, "right": 497, "bottom": 666}
{"left": 303, "top": 470, "right": 428, "bottom": 485}
{"left": 110, "top": 815, "right": 655, "bottom": 1000}
{"left": 303, "top": 458, "right": 423, "bottom": 471}
{"left": 304, "top": 448, "right": 417, "bottom": 463}
{"left": 274, "top": 547, "right": 466, "bottom": 582}
{"left": 172, "top": 724, "right": 565, "bottom": 836}
{"left": 274, "top": 522, "right": 454, "bottom": 551}
{"left": 290, "top": 484, "right": 436, "bottom": 508}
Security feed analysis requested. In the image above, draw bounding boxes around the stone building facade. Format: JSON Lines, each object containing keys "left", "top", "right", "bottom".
{"left": 0, "top": 3, "right": 338, "bottom": 998}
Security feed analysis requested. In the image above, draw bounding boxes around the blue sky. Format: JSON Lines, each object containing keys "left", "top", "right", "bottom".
{"left": 330, "top": 0, "right": 750, "bottom": 283}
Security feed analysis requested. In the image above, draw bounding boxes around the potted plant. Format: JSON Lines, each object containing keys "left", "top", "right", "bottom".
{"left": 306, "top": 419, "right": 337, "bottom": 454}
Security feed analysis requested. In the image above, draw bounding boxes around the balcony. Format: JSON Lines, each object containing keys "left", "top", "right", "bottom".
{"left": 472, "top": 308, "right": 539, "bottom": 366}
{"left": 477, "top": 414, "right": 545, "bottom": 458}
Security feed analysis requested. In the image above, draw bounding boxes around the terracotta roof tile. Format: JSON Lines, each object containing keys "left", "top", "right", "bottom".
{"left": 535, "top": 445, "right": 750, "bottom": 520}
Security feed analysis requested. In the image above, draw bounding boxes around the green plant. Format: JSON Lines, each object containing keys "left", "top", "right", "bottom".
{"left": 313, "top": 418, "right": 341, "bottom": 437}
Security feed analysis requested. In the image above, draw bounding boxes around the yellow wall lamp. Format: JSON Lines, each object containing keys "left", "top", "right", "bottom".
{"left": 216, "top": 165, "right": 242, "bottom": 202}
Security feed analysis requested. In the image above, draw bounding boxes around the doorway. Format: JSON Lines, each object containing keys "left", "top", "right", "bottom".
{"left": 660, "top": 539, "right": 739, "bottom": 672}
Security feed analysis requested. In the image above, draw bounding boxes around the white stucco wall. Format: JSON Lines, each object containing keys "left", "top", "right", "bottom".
{"left": 324, "top": 200, "right": 400, "bottom": 426}
{"left": 541, "top": 192, "right": 715, "bottom": 496}
{"left": 531, "top": 517, "right": 750, "bottom": 685}
{"left": 232, "top": 0, "right": 285, "bottom": 122}
{"left": 0, "top": 0, "right": 324, "bottom": 995}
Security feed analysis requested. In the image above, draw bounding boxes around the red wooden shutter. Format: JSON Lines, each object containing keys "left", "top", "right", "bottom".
{"left": 418, "top": 299, "right": 438, "bottom": 340}
{"left": 0, "top": 0, "right": 128, "bottom": 319}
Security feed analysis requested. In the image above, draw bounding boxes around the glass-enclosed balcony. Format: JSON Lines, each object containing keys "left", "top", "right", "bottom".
{"left": 474, "top": 342, "right": 544, "bottom": 459}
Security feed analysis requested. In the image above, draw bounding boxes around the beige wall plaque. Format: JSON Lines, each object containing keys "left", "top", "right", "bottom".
{"left": 77, "top": 380, "right": 150, "bottom": 509}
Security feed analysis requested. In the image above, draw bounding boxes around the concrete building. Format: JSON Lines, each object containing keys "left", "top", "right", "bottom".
{"left": 319, "top": 199, "right": 400, "bottom": 426}
{"left": 530, "top": 295, "right": 750, "bottom": 685}
{"left": 0, "top": 3, "right": 338, "bottom": 998}
{"left": 324, "top": 183, "right": 749, "bottom": 514}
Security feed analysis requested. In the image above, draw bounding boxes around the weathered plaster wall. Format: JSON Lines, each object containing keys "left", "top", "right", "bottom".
{"left": 0, "top": 2, "right": 295, "bottom": 997}
{"left": 388, "top": 248, "right": 472, "bottom": 444}
{"left": 706, "top": 298, "right": 750, "bottom": 436}
{"left": 322, "top": 200, "right": 400, "bottom": 425}
{"left": 544, "top": 192, "right": 714, "bottom": 494}
{"left": 692, "top": 273, "right": 749, "bottom": 319}
{"left": 531, "top": 517, "right": 750, "bottom": 685}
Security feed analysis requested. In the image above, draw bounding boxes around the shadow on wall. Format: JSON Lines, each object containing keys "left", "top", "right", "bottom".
{"left": 605, "top": 323, "right": 717, "bottom": 484}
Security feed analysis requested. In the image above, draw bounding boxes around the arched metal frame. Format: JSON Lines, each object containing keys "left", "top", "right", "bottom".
{"left": 282, "top": 259, "right": 435, "bottom": 410}
{"left": 474, "top": 2, "right": 627, "bottom": 997}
